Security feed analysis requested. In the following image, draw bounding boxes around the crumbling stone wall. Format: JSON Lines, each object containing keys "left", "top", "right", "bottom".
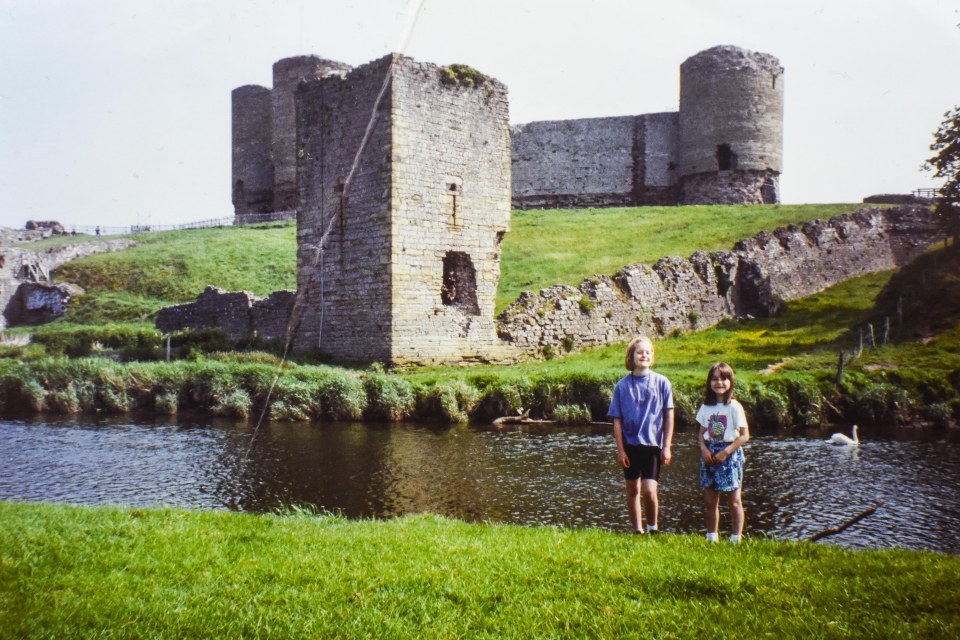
{"left": 496, "top": 206, "right": 938, "bottom": 355}
{"left": 294, "top": 54, "right": 511, "bottom": 365}
{"left": 0, "top": 237, "right": 137, "bottom": 330}
{"left": 4, "top": 282, "right": 84, "bottom": 326}
{"left": 155, "top": 286, "right": 295, "bottom": 342}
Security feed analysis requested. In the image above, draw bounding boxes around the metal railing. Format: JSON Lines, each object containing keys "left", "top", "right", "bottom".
{"left": 61, "top": 211, "right": 296, "bottom": 237}
{"left": 913, "top": 188, "right": 943, "bottom": 200}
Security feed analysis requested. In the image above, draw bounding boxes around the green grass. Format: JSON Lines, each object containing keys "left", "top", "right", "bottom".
{"left": 408, "top": 268, "right": 906, "bottom": 384}
{"left": 5, "top": 253, "right": 957, "bottom": 427}
{"left": 498, "top": 203, "right": 869, "bottom": 312}
{"left": 1, "top": 501, "right": 958, "bottom": 639}
{"left": 10, "top": 203, "right": 957, "bottom": 427}
{"left": 47, "top": 205, "right": 866, "bottom": 319}
{"left": 52, "top": 222, "right": 297, "bottom": 318}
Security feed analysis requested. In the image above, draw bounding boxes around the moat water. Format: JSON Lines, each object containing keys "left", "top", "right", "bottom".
{"left": 3, "top": 416, "right": 959, "bottom": 553}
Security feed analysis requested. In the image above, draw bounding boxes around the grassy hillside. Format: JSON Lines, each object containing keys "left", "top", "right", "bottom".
{"left": 52, "top": 222, "right": 298, "bottom": 323}
{"left": 2, "top": 502, "right": 958, "bottom": 639}
{"left": 48, "top": 203, "right": 868, "bottom": 321}
{"left": 499, "top": 203, "right": 867, "bottom": 312}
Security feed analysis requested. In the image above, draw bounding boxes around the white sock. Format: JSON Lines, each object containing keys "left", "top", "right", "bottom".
{"left": 729, "top": 534, "right": 742, "bottom": 544}
{"left": 706, "top": 532, "right": 719, "bottom": 543}
{"left": 646, "top": 524, "right": 658, "bottom": 533}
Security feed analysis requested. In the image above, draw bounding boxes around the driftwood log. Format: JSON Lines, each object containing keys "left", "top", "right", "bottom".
{"left": 810, "top": 502, "right": 883, "bottom": 542}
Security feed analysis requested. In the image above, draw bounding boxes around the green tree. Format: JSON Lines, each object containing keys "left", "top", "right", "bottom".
{"left": 924, "top": 105, "right": 960, "bottom": 246}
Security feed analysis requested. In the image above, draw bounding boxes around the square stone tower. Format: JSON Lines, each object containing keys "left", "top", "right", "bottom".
{"left": 294, "top": 54, "right": 511, "bottom": 365}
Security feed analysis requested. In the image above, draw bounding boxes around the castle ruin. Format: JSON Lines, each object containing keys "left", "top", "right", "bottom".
{"left": 233, "top": 45, "right": 784, "bottom": 219}
{"left": 511, "top": 45, "right": 784, "bottom": 208}
{"left": 291, "top": 54, "right": 511, "bottom": 364}
{"left": 159, "top": 46, "right": 844, "bottom": 366}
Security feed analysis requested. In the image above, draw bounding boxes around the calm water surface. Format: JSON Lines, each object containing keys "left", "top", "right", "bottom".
{"left": 3, "top": 417, "right": 959, "bottom": 553}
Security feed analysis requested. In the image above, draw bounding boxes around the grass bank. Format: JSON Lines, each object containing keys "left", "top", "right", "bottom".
{"left": 499, "top": 202, "right": 868, "bottom": 312}
{"left": 2, "top": 253, "right": 958, "bottom": 427}
{"left": 44, "top": 204, "right": 866, "bottom": 319}
{"left": 1, "top": 501, "right": 958, "bottom": 639}
{"left": 5, "top": 203, "right": 957, "bottom": 427}
{"left": 51, "top": 222, "right": 298, "bottom": 323}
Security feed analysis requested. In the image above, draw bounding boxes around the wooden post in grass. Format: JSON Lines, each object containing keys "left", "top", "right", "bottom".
{"left": 867, "top": 323, "right": 876, "bottom": 349}
{"left": 882, "top": 317, "right": 890, "bottom": 346}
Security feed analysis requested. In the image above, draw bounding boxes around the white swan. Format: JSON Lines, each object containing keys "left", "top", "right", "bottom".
{"left": 827, "top": 424, "right": 859, "bottom": 446}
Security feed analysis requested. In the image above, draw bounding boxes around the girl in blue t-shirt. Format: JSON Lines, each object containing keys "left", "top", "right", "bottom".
{"left": 695, "top": 362, "right": 750, "bottom": 543}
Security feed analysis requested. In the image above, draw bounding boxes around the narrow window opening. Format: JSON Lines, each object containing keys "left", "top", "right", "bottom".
{"left": 761, "top": 177, "right": 778, "bottom": 204}
{"left": 445, "top": 178, "right": 463, "bottom": 226}
{"left": 716, "top": 144, "right": 737, "bottom": 171}
{"left": 441, "top": 251, "right": 479, "bottom": 315}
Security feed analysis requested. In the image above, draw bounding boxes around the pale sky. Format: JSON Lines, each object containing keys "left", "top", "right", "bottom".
{"left": 1, "top": 0, "right": 958, "bottom": 230}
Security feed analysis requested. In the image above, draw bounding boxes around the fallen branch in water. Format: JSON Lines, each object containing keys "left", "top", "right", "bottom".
{"left": 810, "top": 502, "right": 883, "bottom": 542}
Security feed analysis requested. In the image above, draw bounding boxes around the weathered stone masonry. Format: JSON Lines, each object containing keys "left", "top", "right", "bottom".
{"left": 234, "top": 45, "right": 785, "bottom": 218}
{"left": 156, "top": 286, "right": 295, "bottom": 343}
{"left": 0, "top": 238, "right": 137, "bottom": 329}
{"left": 232, "top": 56, "right": 353, "bottom": 220}
{"left": 511, "top": 45, "right": 783, "bottom": 208}
{"left": 496, "top": 206, "right": 938, "bottom": 355}
{"left": 294, "top": 55, "right": 511, "bottom": 364}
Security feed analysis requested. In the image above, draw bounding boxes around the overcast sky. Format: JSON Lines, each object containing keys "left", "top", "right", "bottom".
{"left": 1, "top": 0, "right": 958, "bottom": 230}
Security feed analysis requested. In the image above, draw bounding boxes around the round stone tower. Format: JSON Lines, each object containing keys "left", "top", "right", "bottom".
{"left": 271, "top": 55, "right": 353, "bottom": 211}
{"left": 678, "top": 45, "right": 784, "bottom": 205}
{"left": 232, "top": 85, "right": 274, "bottom": 217}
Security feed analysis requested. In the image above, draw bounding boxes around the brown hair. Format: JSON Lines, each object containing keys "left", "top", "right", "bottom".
{"left": 624, "top": 336, "right": 654, "bottom": 371}
{"left": 704, "top": 362, "right": 735, "bottom": 405}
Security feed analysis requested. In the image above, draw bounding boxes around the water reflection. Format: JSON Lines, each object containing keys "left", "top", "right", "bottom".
{"left": 2, "top": 417, "right": 959, "bottom": 553}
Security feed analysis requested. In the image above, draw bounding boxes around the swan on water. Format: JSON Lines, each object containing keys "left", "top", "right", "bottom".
{"left": 827, "top": 424, "right": 859, "bottom": 446}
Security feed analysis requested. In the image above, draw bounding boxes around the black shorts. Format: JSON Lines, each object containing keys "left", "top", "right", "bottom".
{"left": 623, "top": 443, "right": 662, "bottom": 481}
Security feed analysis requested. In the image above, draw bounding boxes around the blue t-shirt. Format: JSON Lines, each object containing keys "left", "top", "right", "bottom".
{"left": 607, "top": 371, "right": 674, "bottom": 447}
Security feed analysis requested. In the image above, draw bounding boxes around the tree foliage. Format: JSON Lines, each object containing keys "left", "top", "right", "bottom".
{"left": 924, "top": 105, "right": 960, "bottom": 245}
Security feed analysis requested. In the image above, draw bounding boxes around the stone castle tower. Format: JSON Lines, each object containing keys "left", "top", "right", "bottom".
{"left": 510, "top": 45, "right": 784, "bottom": 208}
{"left": 293, "top": 55, "right": 511, "bottom": 364}
{"left": 232, "top": 55, "right": 352, "bottom": 218}
{"left": 678, "top": 45, "right": 784, "bottom": 204}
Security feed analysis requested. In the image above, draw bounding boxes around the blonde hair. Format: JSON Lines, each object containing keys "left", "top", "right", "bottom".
{"left": 624, "top": 336, "right": 654, "bottom": 370}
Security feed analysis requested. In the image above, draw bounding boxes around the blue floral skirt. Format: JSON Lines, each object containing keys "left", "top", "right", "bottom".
{"left": 699, "top": 441, "right": 744, "bottom": 492}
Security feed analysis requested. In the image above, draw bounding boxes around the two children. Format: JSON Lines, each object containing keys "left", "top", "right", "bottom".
{"left": 609, "top": 337, "right": 749, "bottom": 542}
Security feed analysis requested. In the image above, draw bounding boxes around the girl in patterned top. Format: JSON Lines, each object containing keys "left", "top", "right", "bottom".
{"left": 696, "top": 362, "right": 750, "bottom": 543}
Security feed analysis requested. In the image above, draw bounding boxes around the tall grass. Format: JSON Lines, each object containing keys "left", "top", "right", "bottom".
{"left": 2, "top": 259, "right": 959, "bottom": 427}
{"left": 1, "top": 502, "right": 958, "bottom": 639}
{"left": 7, "top": 205, "right": 958, "bottom": 426}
